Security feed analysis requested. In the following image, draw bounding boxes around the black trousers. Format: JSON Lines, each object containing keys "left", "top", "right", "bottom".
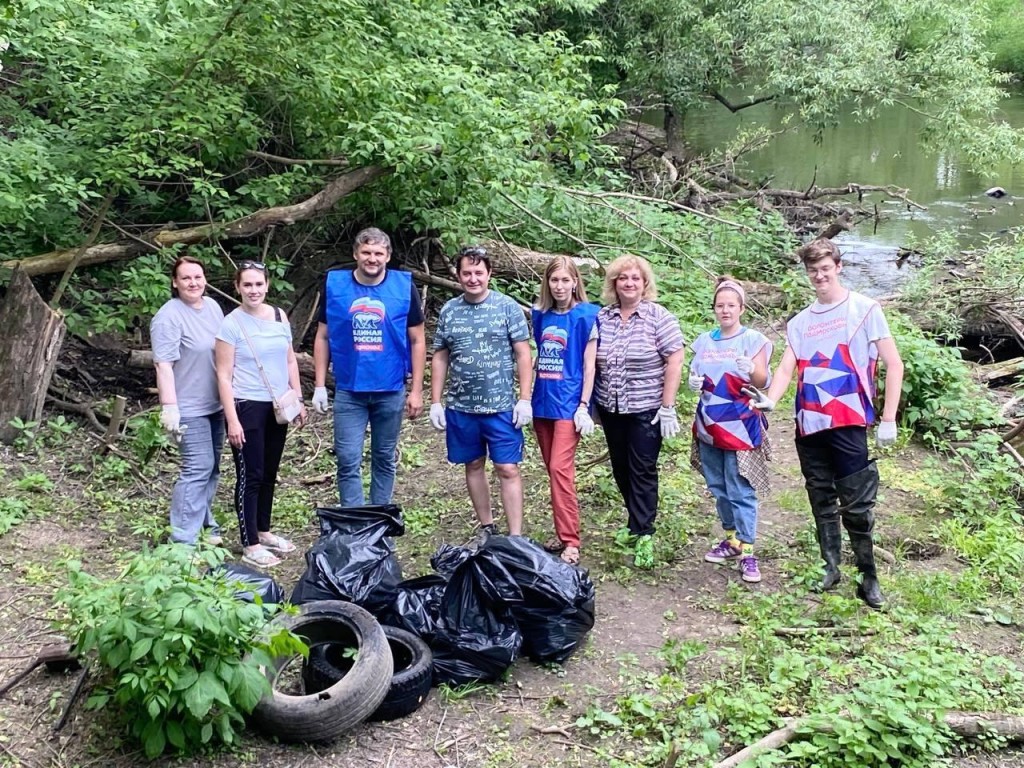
{"left": 231, "top": 400, "right": 288, "bottom": 547}
{"left": 795, "top": 425, "right": 872, "bottom": 527}
{"left": 598, "top": 406, "right": 662, "bottom": 536}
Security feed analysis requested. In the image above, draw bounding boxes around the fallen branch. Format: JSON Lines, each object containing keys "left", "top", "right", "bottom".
{"left": 4, "top": 166, "right": 391, "bottom": 277}
{"left": 714, "top": 711, "right": 1024, "bottom": 768}
{"left": 702, "top": 183, "right": 925, "bottom": 211}
{"left": 773, "top": 627, "right": 877, "bottom": 637}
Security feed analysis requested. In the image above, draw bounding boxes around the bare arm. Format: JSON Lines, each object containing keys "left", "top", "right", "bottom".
{"left": 154, "top": 362, "right": 177, "bottom": 406}
{"left": 313, "top": 321, "right": 330, "bottom": 388}
{"left": 749, "top": 346, "right": 770, "bottom": 389}
{"left": 407, "top": 323, "right": 426, "bottom": 419}
{"left": 580, "top": 338, "right": 597, "bottom": 403}
{"left": 431, "top": 347, "right": 449, "bottom": 405}
{"left": 215, "top": 339, "right": 244, "bottom": 448}
{"left": 875, "top": 337, "right": 904, "bottom": 422}
{"left": 662, "top": 347, "right": 685, "bottom": 407}
{"left": 513, "top": 339, "right": 533, "bottom": 401}
{"left": 285, "top": 343, "right": 307, "bottom": 427}
{"left": 764, "top": 347, "right": 797, "bottom": 403}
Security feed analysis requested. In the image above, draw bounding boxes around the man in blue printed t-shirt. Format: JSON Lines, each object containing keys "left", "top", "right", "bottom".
{"left": 430, "top": 246, "right": 533, "bottom": 538}
{"left": 312, "top": 227, "right": 426, "bottom": 506}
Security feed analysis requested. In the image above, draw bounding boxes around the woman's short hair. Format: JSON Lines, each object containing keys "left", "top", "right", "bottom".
{"left": 602, "top": 254, "right": 657, "bottom": 305}
{"left": 170, "top": 256, "right": 205, "bottom": 298}
{"left": 796, "top": 238, "right": 841, "bottom": 266}
{"left": 536, "top": 256, "right": 589, "bottom": 311}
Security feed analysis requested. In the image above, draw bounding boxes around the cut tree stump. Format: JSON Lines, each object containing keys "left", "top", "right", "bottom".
{"left": 0, "top": 268, "right": 66, "bottom": 444}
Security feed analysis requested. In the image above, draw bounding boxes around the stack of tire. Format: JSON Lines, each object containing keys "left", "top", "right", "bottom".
{"left": 249, "top": 600, "right": 432, "bottom": 743}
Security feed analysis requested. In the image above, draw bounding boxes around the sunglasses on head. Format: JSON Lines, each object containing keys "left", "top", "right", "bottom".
{"left": 238, "top": 260, "right": 267, "bottom": 271}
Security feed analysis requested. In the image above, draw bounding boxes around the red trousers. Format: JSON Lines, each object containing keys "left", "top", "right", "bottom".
{"left": 534, "top": 418, "right": 581, "bottom": 548}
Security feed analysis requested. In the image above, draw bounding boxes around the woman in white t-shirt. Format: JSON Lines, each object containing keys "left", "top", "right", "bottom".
{"left": 151, "top": 257, "right": 225, "bottom": 546}
{"left": 216, "top": 261, "right": 306, "bottom": 568}
{"left": 688, "top": 277, "right": 773, "bottom": 583}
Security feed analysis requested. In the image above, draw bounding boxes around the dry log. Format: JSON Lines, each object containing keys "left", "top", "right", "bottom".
{"left": 714, "top": 711, "right": 1024, "bottom": 768}
{"left": 702, "top": 183, "right": 925, "bottom": 211}
{"left": 3, "top": 166, "right": 390, "bottom": 277}
{"left": 129, "top": 349, "right": 324, "bottom": 387}
{"left": 479, "top": 239, "right": 600, "bottom": 277}
{"left": 976, "top": 357, "right": 1024, "bottom": 384}
{"left": 0, "top": 268, "right": 67, "bottom": 444}
{"left": 103, "top": 395, "right": 127, "bottom": 445}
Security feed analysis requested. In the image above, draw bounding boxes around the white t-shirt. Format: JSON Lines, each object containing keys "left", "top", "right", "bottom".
{"left": 217, "top": 309, "right": 293, "bottom": 402}
{"left": 785, "top": 290, "right": 891, "bottom": 436}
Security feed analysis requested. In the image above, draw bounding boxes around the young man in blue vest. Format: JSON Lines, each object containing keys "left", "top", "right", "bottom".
{"left": 430, "top": 246, "right": 533, "bottom": 538}
{"left": 312, "top": 228, "right": 426, "bottom": 506}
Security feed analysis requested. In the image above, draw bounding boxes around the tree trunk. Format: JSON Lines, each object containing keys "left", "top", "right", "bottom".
{"left": 663, "top": 104, "right": 686, "bottom": 160}
{"left": 0, "top": 268, "right": 67, "bottom": 443}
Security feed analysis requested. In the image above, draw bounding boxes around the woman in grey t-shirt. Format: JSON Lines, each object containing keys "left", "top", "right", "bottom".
{"left": 150, "top": 257, "right": 225, "bottom": 546}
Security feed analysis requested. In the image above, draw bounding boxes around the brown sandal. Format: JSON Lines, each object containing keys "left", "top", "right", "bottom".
{"left": 560, "top": 546, "right": 580, "bottom": 565}
{"left": 543, "top": 537, "right": 566, "bottom": 553}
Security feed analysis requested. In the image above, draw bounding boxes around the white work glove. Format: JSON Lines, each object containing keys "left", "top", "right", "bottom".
{"left": 688, "top": 371, "right": 704, "bottom": 392}
{"left": 876, "top": 421, "right": 898, "bottom": 448}
{"left": 429, "top": 403, "right": 447, "bottom": 431}
{"left": 311, "top": 386, "right": 330, "bottom": 414}
{"left": 735, "top": 356, "right": 755, "bottom": 376}
{"left": 512, "top": 399, "right": 533, "bottom": 429}
{"left": 160, "top": 405, "right": 186, "bottom": 444}
{"left": 573, "top": 404, "right": 595, "bottom": 436}
{"left": 651, "top": 406, "right": 680, "bottom": 439}
{"left": 741, "top": 386, "right": 775, "bottom": 411}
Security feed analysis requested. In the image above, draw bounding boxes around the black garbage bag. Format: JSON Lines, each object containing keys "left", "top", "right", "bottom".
{"left": 430, "top": 547, "right": 524, "bottom": 686}
{"left": 289, "top": 529, "right": 402, "bottom": 614}
{"left": 315, "top": 504, "right": 405, "bottom": 538}
{"left": 481, "top": 536, "right": 596, "bottom": 664}
{"left": 430, "top": 542, "right": 473, "bottom": 578}
{"left": 379, "top": 574, "right": 448, "bottom": 640}
{"left": 213, "top": 562, "right": 285, "bottom": 605}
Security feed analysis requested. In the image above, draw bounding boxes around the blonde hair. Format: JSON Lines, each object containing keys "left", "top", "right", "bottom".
{"left": 536, "top": 256, "right": 589, "bottom": 312}
{"left": 602, "top": 254, "right": 657, "bottom": 305}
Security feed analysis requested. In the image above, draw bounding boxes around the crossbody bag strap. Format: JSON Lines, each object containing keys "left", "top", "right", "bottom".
{"left": 236, "top": 313, "right": 279, "bottom": 404}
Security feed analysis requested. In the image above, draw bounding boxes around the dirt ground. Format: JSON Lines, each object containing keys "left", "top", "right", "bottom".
{"left": 1, "top": 407, "right": 1022, "bottom": 768}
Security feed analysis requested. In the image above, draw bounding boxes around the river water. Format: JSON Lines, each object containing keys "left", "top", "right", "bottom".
{"left": 676, "top": 92, "right": 1024, "bottom": 295}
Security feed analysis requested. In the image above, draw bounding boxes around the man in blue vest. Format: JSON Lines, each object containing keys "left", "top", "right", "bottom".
{"left": 312, "top": 228, "right": 426, "bottom": 506}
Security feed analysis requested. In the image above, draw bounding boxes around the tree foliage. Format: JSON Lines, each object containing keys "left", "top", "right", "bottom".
{"left": 553, "top": 0, "right": 1024, "bottom": 166}
{"left": 0, "top": 0, "right": 620, "bottom": 260}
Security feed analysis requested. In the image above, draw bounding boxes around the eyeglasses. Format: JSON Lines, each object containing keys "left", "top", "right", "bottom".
{"left": 238, "top": 260, "right": 267, "bottom": 271}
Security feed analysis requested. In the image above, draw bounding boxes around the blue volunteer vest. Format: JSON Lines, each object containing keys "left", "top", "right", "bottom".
{"left": 531, "top": 303, "right": 600, "bottom": 420}
{"left": 325, "top": 269, "right": 411, "bottom": 392}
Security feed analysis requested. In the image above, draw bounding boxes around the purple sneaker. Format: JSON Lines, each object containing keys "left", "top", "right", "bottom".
{"left": 704, "top": 539, "right": 743, "bottom": 564}
{"left": 739, "top": 555, "right": 762, "bottom": 583}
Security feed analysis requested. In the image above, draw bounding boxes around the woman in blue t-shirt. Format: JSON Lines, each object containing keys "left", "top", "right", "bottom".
{"left": 689, "top": 277, "right": 773, "bottom": 583}
{"left": 531, "top": 257, "right": 599, "bottom": 565}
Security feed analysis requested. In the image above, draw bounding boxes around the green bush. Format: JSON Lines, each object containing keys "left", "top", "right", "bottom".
{"left": 57, "top": 545, "right": 304, "bottom": 758}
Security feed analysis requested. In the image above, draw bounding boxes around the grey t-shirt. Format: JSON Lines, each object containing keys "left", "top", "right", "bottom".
{"left": 150, "top": 297, "right": 224, "bottom": 418}
{"left": 216, "top": 309, "right": 293, "bottom": 402}
{"left": 432, "top": 290, "right": 530, "bottom": 414}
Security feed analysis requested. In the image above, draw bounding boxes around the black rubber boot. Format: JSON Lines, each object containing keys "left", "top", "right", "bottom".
{"left": 815, "top": 519, "right": 843, "bottom": 591}
{"left": 836, "top": 463, "right": 885, "bottom": 610}
{"left": 797, "top": 440, "right": 843, "bottom": 591}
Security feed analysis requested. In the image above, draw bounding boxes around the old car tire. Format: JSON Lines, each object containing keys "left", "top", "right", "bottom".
{"left": 250, "top": 600, "right": 392, "bottom": 742}
{"left": 303, "top": 625, "right": 433, "bottom": 721}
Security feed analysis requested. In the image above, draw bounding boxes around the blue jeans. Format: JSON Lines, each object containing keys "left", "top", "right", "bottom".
{"left": 698, "top": 441, "right": 758, "bottom": 545}
{"left": 333, "top": 389, "right": 406, "bottom": 506}
{"left": 170, "top": 412, "right": 225, "bottom": 544}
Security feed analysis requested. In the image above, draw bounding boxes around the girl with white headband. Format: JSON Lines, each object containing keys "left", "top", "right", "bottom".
{"left": 688, "top": 277, "right": 773, "bottom": 583}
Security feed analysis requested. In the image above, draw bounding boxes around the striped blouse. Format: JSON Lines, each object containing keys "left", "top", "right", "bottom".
{"left": 594, "top": 300, "right": 685, "bottom": 414}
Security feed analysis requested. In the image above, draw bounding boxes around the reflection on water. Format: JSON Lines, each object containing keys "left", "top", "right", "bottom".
{"left": 673, "top": 93, "right": 1024, "bottom": 294}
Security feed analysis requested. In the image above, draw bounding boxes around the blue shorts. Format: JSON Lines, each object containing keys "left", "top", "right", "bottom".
{"left": 445, "top": 409, "right": 524, "bottom": 465}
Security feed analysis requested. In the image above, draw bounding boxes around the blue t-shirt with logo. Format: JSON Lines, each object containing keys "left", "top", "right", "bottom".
{"left": 432, "top": 290, "right": 530, "bottom": 414}
{"left": 531, "top": 303, "right": 599, "bottom": 420}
